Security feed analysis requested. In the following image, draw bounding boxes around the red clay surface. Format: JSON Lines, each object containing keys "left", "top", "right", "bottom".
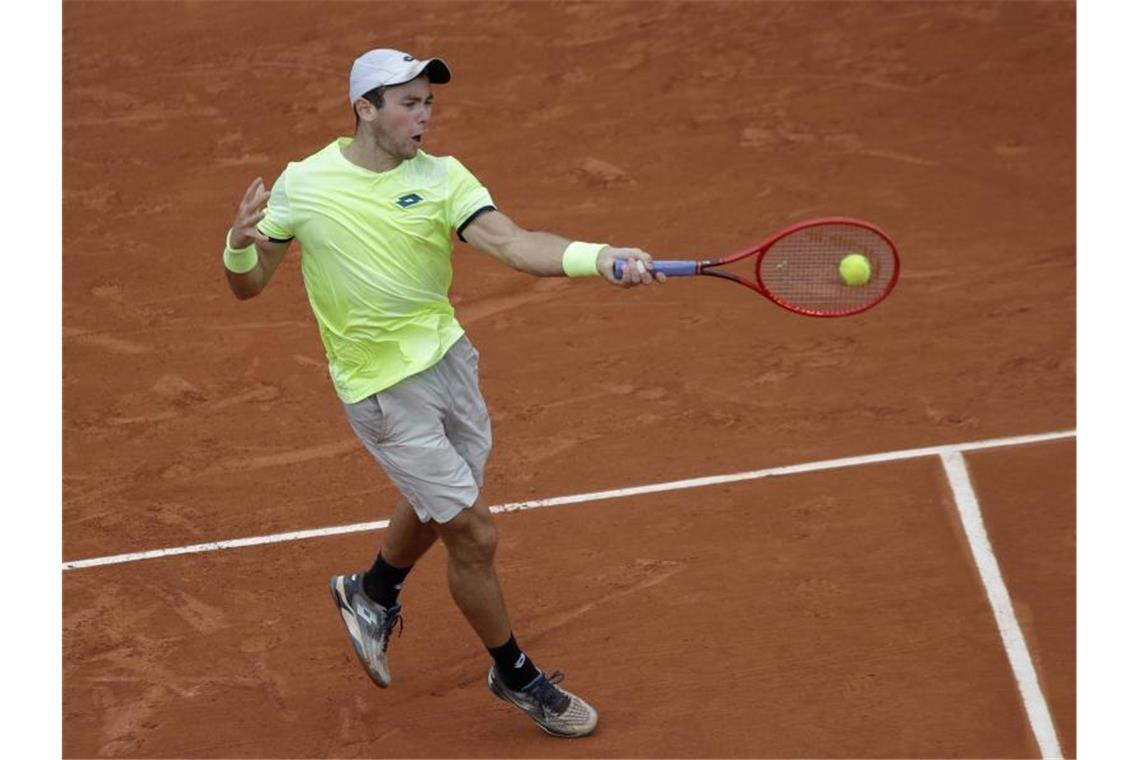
{"left": 63, "top": 1, "right": 1075, "bottom": 757}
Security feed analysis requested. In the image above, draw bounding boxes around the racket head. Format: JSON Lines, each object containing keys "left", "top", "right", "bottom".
{"left": 752, "top": 218, "right": 900, "bottom": 317}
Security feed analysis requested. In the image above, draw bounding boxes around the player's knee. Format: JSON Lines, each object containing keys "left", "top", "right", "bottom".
{"left": 448, "top": 508, "right": 498, "bottom": 566}
{"left": 468, "top": 518, "right": 498, "bottom": 565}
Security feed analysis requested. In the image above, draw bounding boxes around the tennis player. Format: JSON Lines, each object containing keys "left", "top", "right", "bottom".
{"left": 221, "top": 48, "right": 663, "bottom": 738}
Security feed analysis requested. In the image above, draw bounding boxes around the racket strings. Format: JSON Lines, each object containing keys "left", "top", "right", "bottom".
{"left": 757, "top": 224, "right": 898, "bottom": 316}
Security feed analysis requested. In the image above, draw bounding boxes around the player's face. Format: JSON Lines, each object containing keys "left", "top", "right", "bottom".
{"left": 371, "top": 75, "right": 434, "bottom": 160}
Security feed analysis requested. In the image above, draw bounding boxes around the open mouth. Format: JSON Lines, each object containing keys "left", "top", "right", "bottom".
{"left": 411, "top": 134, "right": 423, "bottom": 145}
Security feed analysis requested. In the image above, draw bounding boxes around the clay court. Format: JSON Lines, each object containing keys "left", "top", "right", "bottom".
{"left": 62, "top": 2, "right": 1075, "bottom": 757}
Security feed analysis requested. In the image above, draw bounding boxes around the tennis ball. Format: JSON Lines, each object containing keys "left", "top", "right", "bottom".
{"left": 839, "top": 252, "right": 872, "bottom": 286}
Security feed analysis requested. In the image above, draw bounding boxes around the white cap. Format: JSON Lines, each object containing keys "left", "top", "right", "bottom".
{"left": 348, "top": 48, "right": 452, "bottom": 104}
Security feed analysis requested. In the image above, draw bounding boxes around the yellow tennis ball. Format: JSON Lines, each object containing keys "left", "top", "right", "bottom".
{"left": 839, "top": 252, "right": 872, "bottom": 286}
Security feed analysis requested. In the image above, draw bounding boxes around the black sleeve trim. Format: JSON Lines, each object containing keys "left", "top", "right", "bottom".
{"left": 256, "top": 223, "right": 293, "bottom": 244}
{"left": 456, "top": 205, "right": 498, "bottom": 242}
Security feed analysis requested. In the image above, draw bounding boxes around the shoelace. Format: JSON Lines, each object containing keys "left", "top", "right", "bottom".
{"left": 525, "top": 671, "right": 571, "bottom": 714}
{"left": 380, "top": 610, "right": 404, "bottom": 652}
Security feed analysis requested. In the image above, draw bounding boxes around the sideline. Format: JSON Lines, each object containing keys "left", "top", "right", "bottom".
{"left": 941, "top": 450, "right": 1064, "bottom": 759}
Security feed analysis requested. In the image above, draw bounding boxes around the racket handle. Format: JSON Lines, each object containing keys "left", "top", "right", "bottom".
{"left": 613, "top": 259, "right": 699, "bottom": 278}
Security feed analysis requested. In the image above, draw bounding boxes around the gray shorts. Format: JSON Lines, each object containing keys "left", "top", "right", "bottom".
{"left": 342, "top": 336, "right": 492, "bottom": 524}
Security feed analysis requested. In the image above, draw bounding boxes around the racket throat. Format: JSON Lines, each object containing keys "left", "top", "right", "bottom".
{"left": 702, "top": 266, "right": 762, "bottom": 293}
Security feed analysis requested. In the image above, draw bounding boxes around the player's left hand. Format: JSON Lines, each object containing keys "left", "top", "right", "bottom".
{"left": 598, "top": 247, "right": 667, "bottom": 287}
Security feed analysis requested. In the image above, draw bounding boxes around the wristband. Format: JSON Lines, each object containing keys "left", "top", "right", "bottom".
{"left": 223, "top": 229, "right": 259, "bottom": 274}
{"left": 561, "top": 241, "right": 608, "bottom": 278}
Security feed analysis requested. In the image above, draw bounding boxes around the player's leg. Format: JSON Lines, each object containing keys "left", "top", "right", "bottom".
{"left": 432, "top": 337, "right": 597, "bottom": 736}
{"left": 430, "top": 499, "right": 511, "bottom": 645}
{"left": 330, "top": 389, "right": 446, "bottom": 689}
{"left": 431, "top": 499, "right": 598, "bottom": 737}
{"left": 331, "top": 338, "right": 597, "bottom": 735}
{"left": 328, "top": 497, "right": 436, "bottom": 687}
{"left": 331, "top": 348, "right": 493, "bottom": 689}
{"left": 360, "top": 496, "right": 437, "bottom": 608}
{"left": 381, "top": 496, "right": 438, "bottom": 567}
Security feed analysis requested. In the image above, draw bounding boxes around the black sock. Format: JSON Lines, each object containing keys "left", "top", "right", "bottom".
{"left": 488, "top": 633, "right": 542, "bottom": 691}
{"left": 362, "top": 551, "right": 411, "bottom": 609}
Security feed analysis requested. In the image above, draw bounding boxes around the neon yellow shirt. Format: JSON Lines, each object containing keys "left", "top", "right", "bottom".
{"left": 257, "top": 138, "right": 495, "bottom": 403}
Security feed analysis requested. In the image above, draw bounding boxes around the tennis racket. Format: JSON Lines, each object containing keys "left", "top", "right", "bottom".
{"left": 615, "top": 217, "right": 900, "bottom": 317}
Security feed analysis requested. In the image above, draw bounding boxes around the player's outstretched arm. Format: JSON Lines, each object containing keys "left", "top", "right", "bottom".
{"left": 461, "top": 209, "right": 665, "bottom": 287}
{"left": 222, "top": 177, "right": 291, "bottom": 300}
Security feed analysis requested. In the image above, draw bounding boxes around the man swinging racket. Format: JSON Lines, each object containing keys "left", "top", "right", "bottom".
{"left": 221, "top": 48, "right": 664, "bottom": 737}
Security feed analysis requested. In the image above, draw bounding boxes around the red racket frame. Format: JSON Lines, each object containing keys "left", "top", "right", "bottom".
{"left": 696, "top": 217, "right": 901, "bottom": 317}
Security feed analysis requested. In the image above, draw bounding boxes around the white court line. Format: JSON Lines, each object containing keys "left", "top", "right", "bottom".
{"left": 940, "top": 451, "right": 1064, "bottom": 760}
{"left": 62, "top": 520, "right": 392, "bottom": 572}
{"left": 62, "top": 428, "right": 1074, "bottom": 571}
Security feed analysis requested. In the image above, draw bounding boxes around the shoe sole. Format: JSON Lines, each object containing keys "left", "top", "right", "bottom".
{"left": 329, "top": 576, "right": 391, "bottom": 688}
{"left": 487, "top": 670, "right": 596, "bottom": 738}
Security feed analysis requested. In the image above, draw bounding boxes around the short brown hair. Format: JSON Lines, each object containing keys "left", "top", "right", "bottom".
{"left": 353, "top": 85, "right": 386, "bottom": 129}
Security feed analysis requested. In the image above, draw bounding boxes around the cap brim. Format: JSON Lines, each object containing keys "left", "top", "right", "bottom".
{"left": 421, "top": 58, "right": 451, "bottom": 84}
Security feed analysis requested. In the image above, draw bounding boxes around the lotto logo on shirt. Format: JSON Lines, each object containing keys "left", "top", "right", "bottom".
{"left": 395, "top": 193, "right": 424, "bottom": 208}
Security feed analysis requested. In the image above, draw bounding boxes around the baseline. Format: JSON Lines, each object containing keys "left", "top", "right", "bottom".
{"left": 63, "top": 429, "right": 1075, "bottom": 571}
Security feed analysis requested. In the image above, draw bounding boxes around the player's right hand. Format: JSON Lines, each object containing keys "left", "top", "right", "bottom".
{"left": 229, "top": 177, "right": 271, "bottom": 249}
{"left": 598, "top": 246, "right": 666, "bottom": 287}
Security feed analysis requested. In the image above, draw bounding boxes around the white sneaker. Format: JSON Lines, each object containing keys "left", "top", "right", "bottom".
{"left": 329, "top": 573, "right": 402, "bottom": 687}
{"left": 487, "top": 666, "right": 599, "bottom": 737}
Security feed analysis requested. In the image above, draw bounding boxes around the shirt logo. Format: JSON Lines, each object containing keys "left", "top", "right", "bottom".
{"left": 395, "top": 193, "right": 424, "bottom": 208}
